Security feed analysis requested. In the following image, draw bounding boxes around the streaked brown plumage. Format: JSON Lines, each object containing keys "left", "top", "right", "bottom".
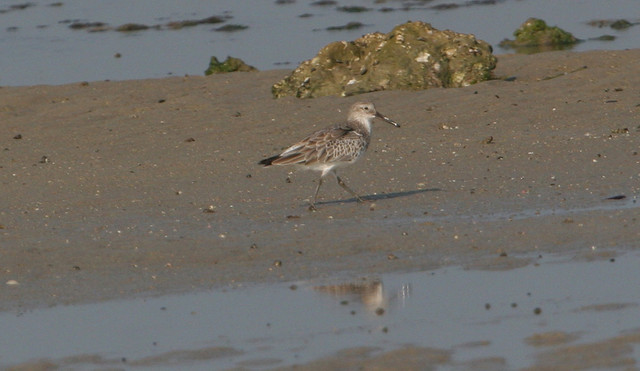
{"left": 259, "top": 102, "right": 400, "bottom": 210}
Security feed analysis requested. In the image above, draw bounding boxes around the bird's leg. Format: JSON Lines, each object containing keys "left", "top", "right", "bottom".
{"left": 309, "top": 176, "right": 324, "bottom": 211}
{"left": 335, "top": 173, "right": 364, "bottom": 203}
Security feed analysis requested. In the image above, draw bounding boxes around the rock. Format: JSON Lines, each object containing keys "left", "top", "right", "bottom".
{"left": 326, "top": 22, "right": 365, "bottom": 31}
{"left": 587, "top": 19, "right": 634, "bottom": 30}
{"left": 166, "top": 15, "right": 227, "bottom": 30}
{"left": 116, "top": 23, "right": 151, "bottom": 32}
{"left": 336, "top": 6, "right": 371, "bottom": 13}
{"left": 214, "top": 24, "right": 249, "bottom": 32}
{"left": 204, "top": 56, "right": 257, "bottom": 75}
{"left": 590, "top": 35, "right": 616, "bottom": 42}
{"left": 610, "top": 19, "right": 633, "bottom": 30}
{"left": 68, "top": 22, "right": 108, "bottom": 31}
{"left": 499, "top": 18, "right": 578, "bottom": 51}
{"left": 272, "top": 21, "right": 496, "bottom": 99}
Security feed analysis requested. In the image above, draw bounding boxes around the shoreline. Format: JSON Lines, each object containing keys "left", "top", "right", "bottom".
{"left": 1, "top": 49, "right": 639, "bottom": 313}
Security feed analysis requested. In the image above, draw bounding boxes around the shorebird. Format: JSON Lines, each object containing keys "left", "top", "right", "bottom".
{"left": 259, "top": 102, "right": 400, "bottom": 210}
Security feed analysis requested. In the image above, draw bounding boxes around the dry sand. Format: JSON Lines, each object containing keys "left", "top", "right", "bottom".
{"left": 1, "top": 49, "right": 639, "bottom": 315}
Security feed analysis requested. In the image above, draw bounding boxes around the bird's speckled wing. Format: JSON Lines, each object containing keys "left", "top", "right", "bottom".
{"left": 270, "top": 124, "right": 368, "bottom": 166}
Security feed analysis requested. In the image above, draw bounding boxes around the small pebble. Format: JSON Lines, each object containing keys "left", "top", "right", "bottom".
{"left": 533, "top": 307, "right": 542, "bottom": 315}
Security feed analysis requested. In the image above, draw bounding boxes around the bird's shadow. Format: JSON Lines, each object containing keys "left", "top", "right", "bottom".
{"left": 313, "top": 188, "right": 442, "bottom": 207}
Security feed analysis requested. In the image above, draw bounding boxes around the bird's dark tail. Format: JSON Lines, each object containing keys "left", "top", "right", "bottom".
{"left": 258, "top": 155, "right": 280, "bottom": 166}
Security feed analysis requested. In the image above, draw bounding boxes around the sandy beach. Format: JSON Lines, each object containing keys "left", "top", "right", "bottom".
{"left": 2, "top": 49, "right": 640, "bottom": 369}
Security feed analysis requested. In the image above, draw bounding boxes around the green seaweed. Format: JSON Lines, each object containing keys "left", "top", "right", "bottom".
{"left": 205, "top": 56, "right": 257, "bottom": 75}
{"left": 116, "top": 23, "right": 150, "bottom": 32}
{"left": 610, "top": 19, "right": 633, "bottom": 30}
{"left": 500, "top": 18, "right": 577, "bottom": 48}
{"left": 336, "top": 6, "right": 370, "bottom": 12}
{"left": 166, "top": 15, "right": 227, "bottom": 30}
{"left": 326, "top": 22, "right": 364, "bottom": 31}
{"left": 214, "top": 24, "right": 248, "bottom": 32}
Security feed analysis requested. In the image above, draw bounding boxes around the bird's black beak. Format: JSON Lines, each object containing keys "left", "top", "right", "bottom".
{"left": 376, "top": 112, "right": 401, "bottom": 128}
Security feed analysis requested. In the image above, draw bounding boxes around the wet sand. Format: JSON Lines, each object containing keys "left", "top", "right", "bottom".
{"left": 1, "top": 49, "right": 640, "bottom": 367}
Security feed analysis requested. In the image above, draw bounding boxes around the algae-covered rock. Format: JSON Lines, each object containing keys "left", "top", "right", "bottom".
{"left": 115, "top": 23, "right": 151, "bottom": 32}
{"left": 272, "top": 21, "right": 496, "bottom": 99}
{"left": 587, "top": 19, "right": 634, "bottom": 30}
{"left": 499, "top": 18, "right": 578, "bottom": 51}
{"left": 205, "top": 56, "right": 257, "bottom": 75}
{"left": 610, "top": 19, "right": 633, "bottom": 30}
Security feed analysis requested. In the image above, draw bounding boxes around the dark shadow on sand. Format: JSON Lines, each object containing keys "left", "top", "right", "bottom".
{"left": 314, "top": 188, "right": 442, "bottom": 207}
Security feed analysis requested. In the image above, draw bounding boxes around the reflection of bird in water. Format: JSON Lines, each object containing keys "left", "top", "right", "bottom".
{"left": 314, "top": 280, "right": 386, "bottom": 311}
{"left": 314, "top": 279, "right": 412, "bottom": 316}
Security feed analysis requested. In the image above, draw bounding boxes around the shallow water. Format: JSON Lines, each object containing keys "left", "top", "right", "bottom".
{"left": 1, "top": 0, "right": 639, "bottom": 86}
{"left": 2, "top": 250, "right": 640, "bottom": 369}
{"left": 408, "top": 194, "right": 640, "bottom": 224}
